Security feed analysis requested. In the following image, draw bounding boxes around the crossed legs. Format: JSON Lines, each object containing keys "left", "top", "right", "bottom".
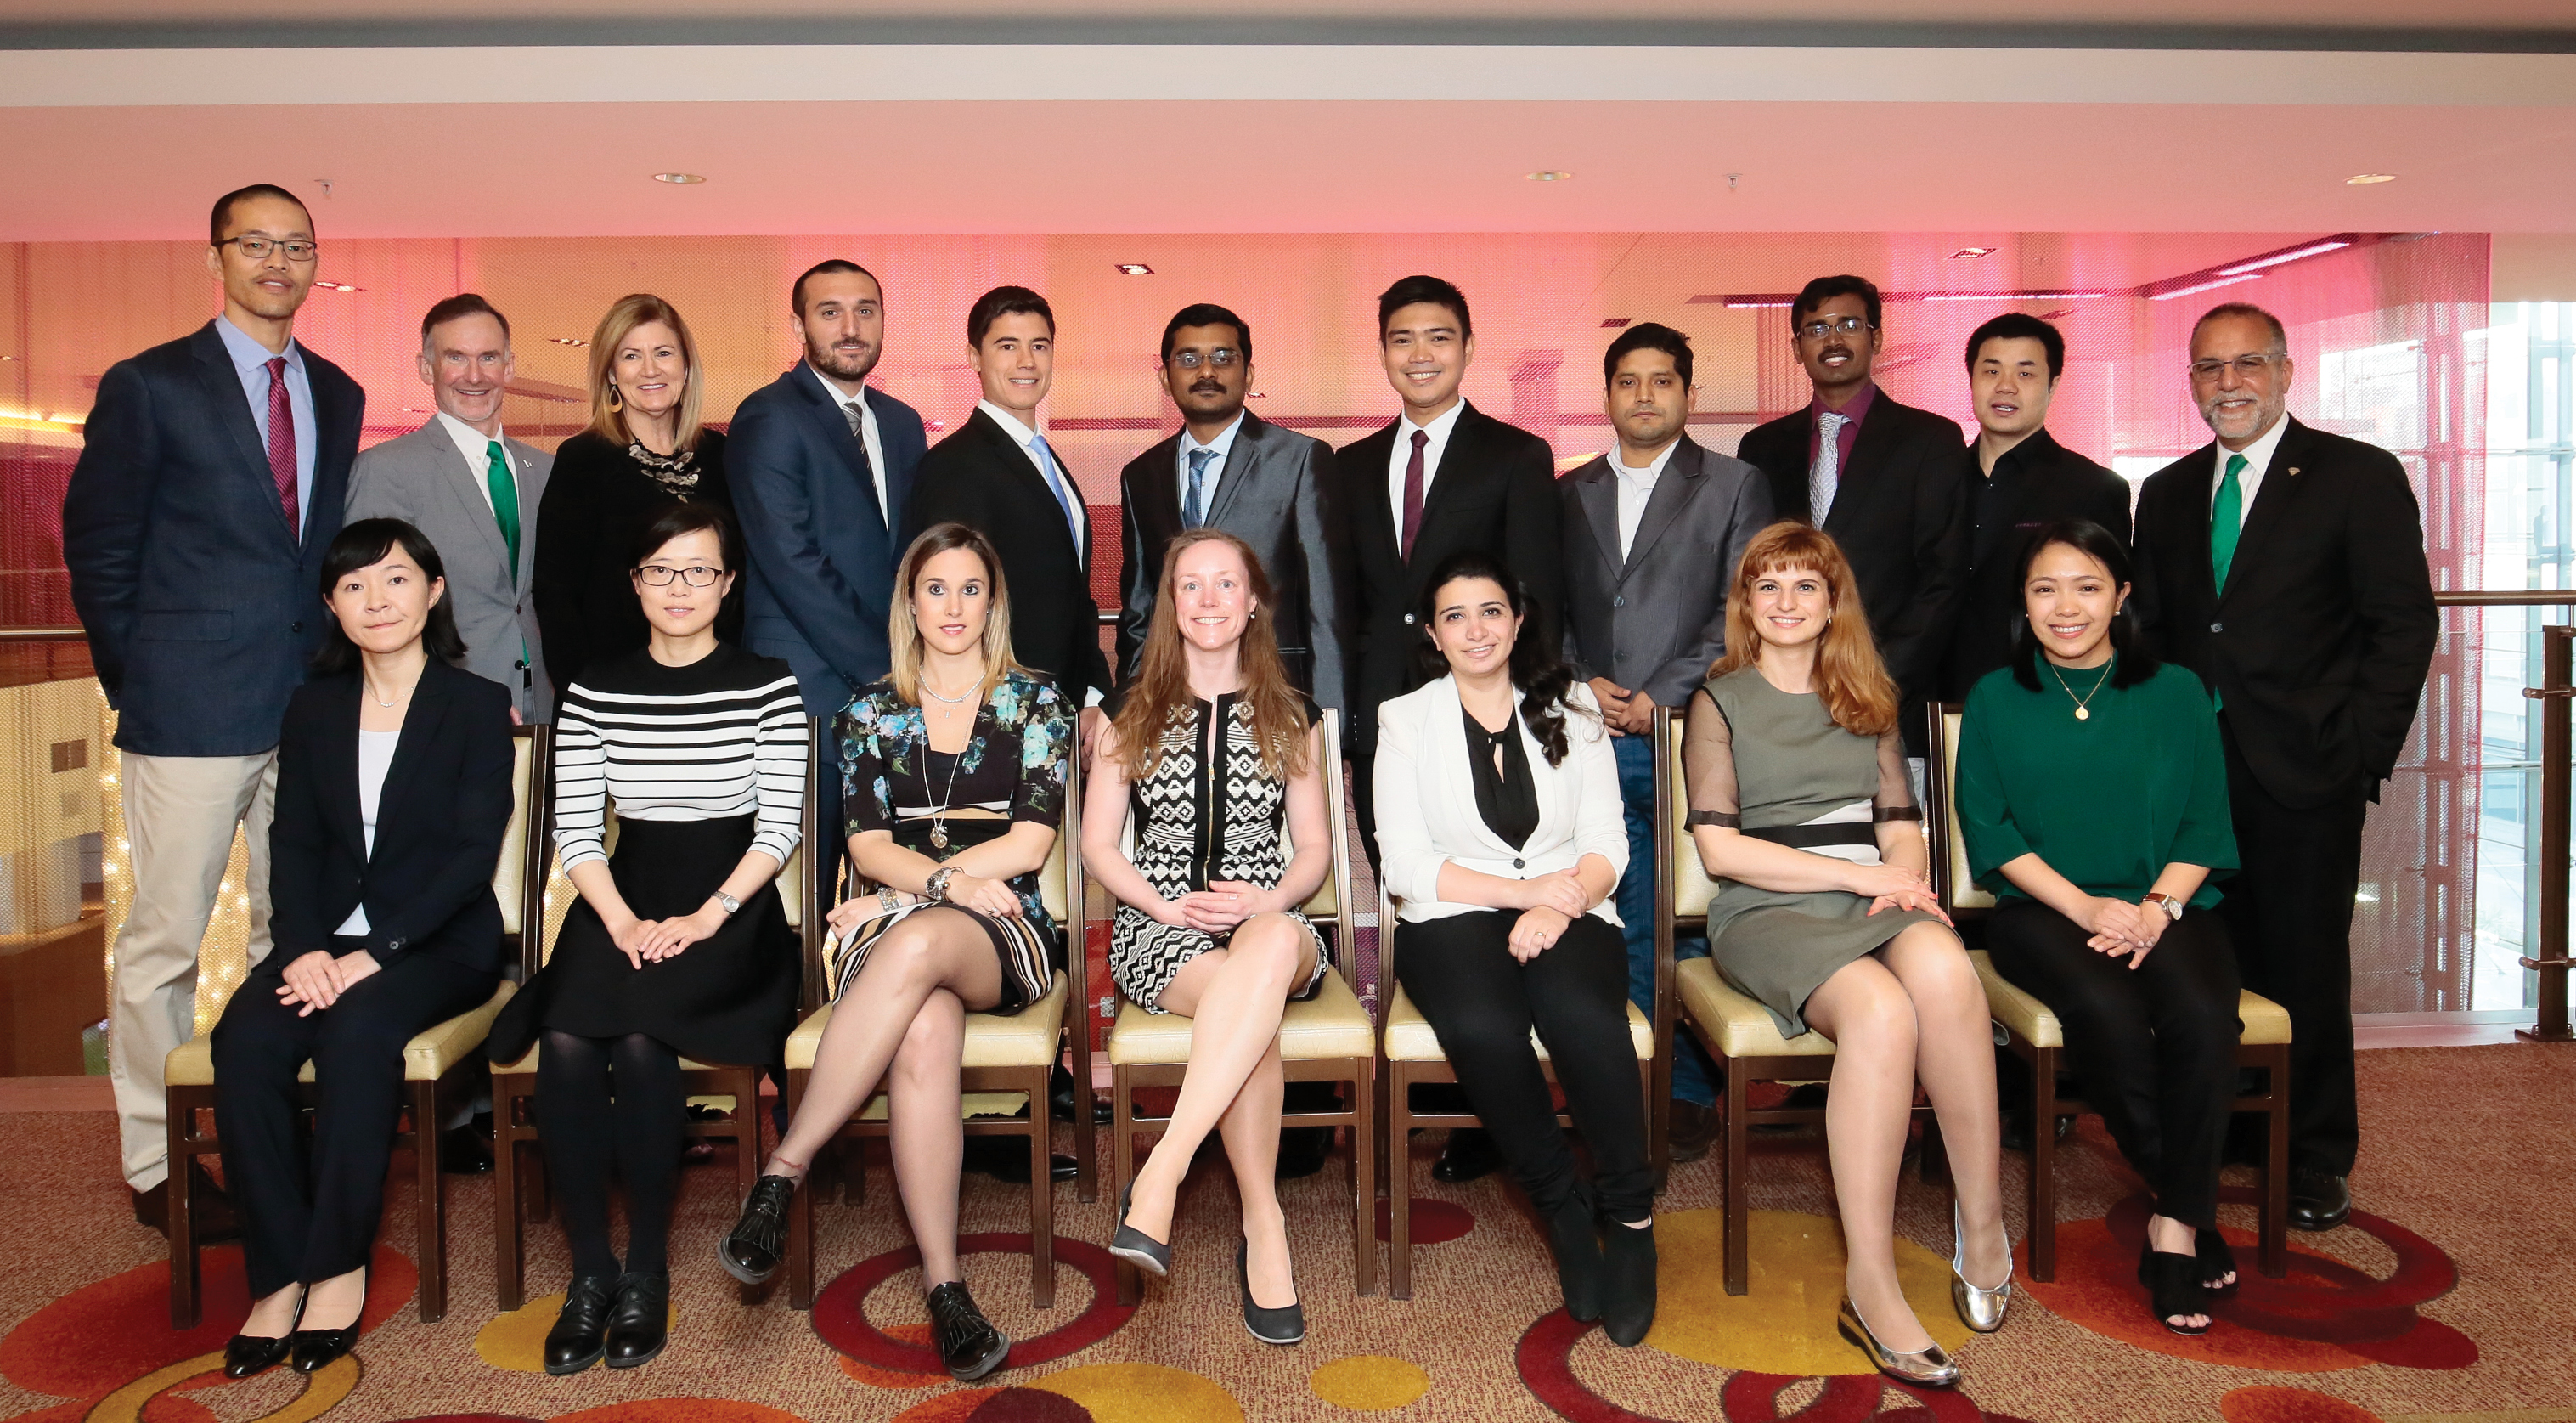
{"left": 1801, "top": 921, "right": 2005, "bottom": 1354}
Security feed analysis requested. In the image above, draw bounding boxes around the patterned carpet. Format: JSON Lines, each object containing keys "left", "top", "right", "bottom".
{"left": 2, "top": 1046, "right": 2568, "bottom": 1423}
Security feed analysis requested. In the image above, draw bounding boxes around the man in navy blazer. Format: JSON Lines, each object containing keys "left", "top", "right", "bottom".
{"left": 729, "top": 260, "right": 927, "bottom": 895}
{"left": 62, "top": 184, "right": 364, "bottom": 1232}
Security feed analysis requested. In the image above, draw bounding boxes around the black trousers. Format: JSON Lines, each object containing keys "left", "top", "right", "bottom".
{"left": 1985, "top": 899, "right": 2241, "bottom": 1227}
{"left": 1393, "top": 909, "right": 1649, "bottom": 1221}
{"left": 211, "top": 940, "right": 495, "bottom": 1298}
{"left": 2219, "top": 720, "right": 2365, "bottom": 1176}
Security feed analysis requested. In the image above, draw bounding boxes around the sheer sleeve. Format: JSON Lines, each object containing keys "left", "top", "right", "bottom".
{"left": 1872, "top": 729, "right": 1922, "bottom": 822}
{"left": 837, "top": 699, "right": 894, "bottom": 841}
{"left": 1682, "top": 687, "right": 1740, "bottom": 827}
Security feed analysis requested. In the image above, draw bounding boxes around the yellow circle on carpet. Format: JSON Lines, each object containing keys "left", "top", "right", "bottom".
{"left": 1031, "top": 1362, "right": 1242, "bottom": 1422}
{"left": 1643, "top": 1208, "right": 1970, "bottom": 1377}
{"left": 1308, "top": 1356, "right": 1429, "bottom": 1411}
{"left": 474, "top": 1290, "right": 678, "bottom": 1373}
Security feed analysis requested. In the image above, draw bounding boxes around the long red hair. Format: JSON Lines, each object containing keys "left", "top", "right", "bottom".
{"left": 1712, "top": 521, "right": 1899, "bottom": 737}
{"left": 1112, "top": 528, "right": 1312, "bottom": 782}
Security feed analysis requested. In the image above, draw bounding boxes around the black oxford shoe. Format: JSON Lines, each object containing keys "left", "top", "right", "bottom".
{"left": 926, "top": 1280, "right": 1009, "bottom": 1381}
{"left": 719, "top": 1174, "right": 798, "bottom": 1285}
{"left": 544, "top": 1273, "right": 617, "bottom": 1375}
{"left": 603, "top": 1273, "right": 669, "bottom": 1369}
{"left": 2288, "top": 1170, "right": 2353, "bottom": 1232}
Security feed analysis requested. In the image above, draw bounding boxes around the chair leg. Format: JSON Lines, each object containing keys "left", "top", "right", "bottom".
{"left": 1350, "top": 1061, "right": 1375, "bottom": 1297}
{"left": 1029, "top": 1065, "right": 1056, "bottom": 1309}
{"left": 731, "top": 1067, "right": 762, "bottom": 1305}
{"left": 2030, "top": 1045, "right": 2060, "bottom": 1284}
{"left": 1073, "top": 1053, "right": 1099, "bottom": 1205}
{"left": 1111, "top": 1064, "right": 1139, "bottom": 1307}
{"left": 1389, "top": 1065, "right": 1414, "bottom": 1302}
{"left": 786, "top": 1070, "right": 818, "bottom": 1311}
{"left": 166, "top": 1098, "right": 200, "bottom": 1330}
{"left": 2260, "top": 1050, "right": 2289, "bottom": 1279}
{"left": 493, "top": 1073, "right": 529, "bottom": 1312}
{"left": 1722, "top": 1054, "right": 1750, "bottom": 1296}
{"left": 413, "top": 1079, "right": 448, "bottom": 1323}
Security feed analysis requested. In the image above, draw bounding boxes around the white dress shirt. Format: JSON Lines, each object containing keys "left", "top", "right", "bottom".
{"left": 1384, "top": 399, "right": 1468, "bottom": 539}
{"left": 2211, "top": 412, "right": 2291, "bottom": 530}
{"left": 976, "top": 398, "right": 1102, "bottom": 708}
{"left": 1177, "top": 412, "right": 1246, "bottom": 517}
{"left": 213, "top": 314, "right": 316, "bottom": 534}
{"left": 333, "top": 727, "right": 401, "bottom": 936}
{"left": 1610, "top": 438, "right": 1682, "bottom": 562}
{"left": 810, "top": 364, "right": 892, "bottom": 525}
{"left": 433, "top": 409, "right": 516, "bottom": 517}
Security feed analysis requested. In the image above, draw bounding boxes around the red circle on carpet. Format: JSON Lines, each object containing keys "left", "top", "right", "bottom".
{"left": 2218, "top": 1386, "right": 2385, "bottom": 1423}
{"left": 891, "top": 1391, "right": 1000, "bottom": 1423}
{"left": 1374, "top": 1198, "right": 1474, "bottom": 1245}
{"left": 1514, "top": 1313, "right": 2004, "bottom": 1422}
{"left": 4, "top": 1392, "right": 218, "bottom": 1423}
{"left": 965, "top": 1390, "right": 1094, "bottom": 1421}
{"left": 810, "top": 1234, "right": 1132, "bottom": 1375}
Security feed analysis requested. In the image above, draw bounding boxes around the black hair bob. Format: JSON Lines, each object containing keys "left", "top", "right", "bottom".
{"left": 2010, "top": 517, "right": 2160, "bottom": 692}
{"left": 628, "top": 499, "right": 741, "bottom": 573}
{"left": 313, "top": 517, "right": 467, "bottom": 675}
{"left": 1410, "top": 549, "right": 1585, "bottom": 766}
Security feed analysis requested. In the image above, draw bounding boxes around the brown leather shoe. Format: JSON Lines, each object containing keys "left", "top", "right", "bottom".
{"left": 133, "top": 1162, "right": 241, "bottom": 1242}
{"left": 1668, "top": 1100, "right": 1717, "bottom": 1164}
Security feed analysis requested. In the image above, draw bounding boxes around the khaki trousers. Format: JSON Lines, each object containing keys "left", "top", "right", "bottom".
{"left": 110, "top": 750, "right": 278, "bottom": 1190}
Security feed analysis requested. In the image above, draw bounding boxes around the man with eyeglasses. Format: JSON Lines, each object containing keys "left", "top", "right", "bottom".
{"left": 2131, "top": 302, "right": 2436, "bottom": 1233}
{"left": 65, "top": 183, "right": 365, "bottom": 1237}
{"left": 1736, "top": 274, "right": 1968, "bottom": 762}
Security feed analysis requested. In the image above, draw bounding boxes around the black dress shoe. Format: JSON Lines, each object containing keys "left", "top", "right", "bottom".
{"left": 1668, "top": 1100, "right": 1717, "bottom": 1165}
{"left": 2288, "top": 1169, "right": 2352, "bottom": 1231}
{"left": 288, "top": 1321, "right": 359, "bottom": 1374}
{"left": 963, "top": 1137, "right": 1078, "bottom": 1184}
{"left": 1599, "top": 1214, "right": 1658, "bottom": 1347}
{"left": 224, "top": 1289, "right": 304, "bottom": 1380}
{"left": 544, "top": 1273, "right": 617, "bottom": 1375}
{"left": 1236, "top": 1238, "right": 1305, "bottom": 1346}
{"left": 925, "top": 1280, "right": 1009, "bottom": 1381}
{"left": 1274, "top": 1127, "right": 1333, "bottom": 1181}
{"left": 1050, "top": 1062, "right": 1111, "bottom": 1126}
{"left": 603, "top": 1273, "right": 668, "bottom": 1369}
{"left": 134, "top": 1162, "right": 241, "bottom": 1242}
{"left": 1431, "top": 1127, "right": 1503, "bottom": 1184}
{"left": 440, "top": 1121, "right": 495, "bottom": 1176}
{"left": 1109, "top": 1182, "right": 1173, "bottom": 1277}
{"left": 719, "top": 1174, "right": 798, "bottom": 1285}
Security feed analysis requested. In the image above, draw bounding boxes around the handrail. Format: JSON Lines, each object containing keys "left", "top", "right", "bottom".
{"left": 2434, "top": 591, "right": 2576, "bottom": 607}
{"left": 0, "top": 626, "right": 85, "bottom": 643}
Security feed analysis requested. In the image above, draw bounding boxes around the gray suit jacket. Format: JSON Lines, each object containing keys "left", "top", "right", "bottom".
{"left": 1559, "top": 435, "right": 1774, "bottom": 709}
{"left": 347, "top": 421, "right": 555, "bottom": 720}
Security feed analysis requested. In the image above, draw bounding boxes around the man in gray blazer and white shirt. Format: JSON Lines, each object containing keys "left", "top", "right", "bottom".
{"left": 1559, "top": 322, "right": 1773, "bottom": 1161}
{"left": 347, "top": 294, "right": 553, "bottom": 721}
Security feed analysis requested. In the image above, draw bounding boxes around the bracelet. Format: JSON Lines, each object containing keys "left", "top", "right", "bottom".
{"left": 926, "top": 867, "right": 959, "bottom": 902}
{"left": 877, "top": 884, "right": 901, "bottom": 913}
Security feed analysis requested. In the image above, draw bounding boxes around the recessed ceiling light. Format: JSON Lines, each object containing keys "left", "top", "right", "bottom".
{"left": 1599, "top": 317, "right": 1632, "bottom": 329}
{"left": 2346, "top": 172, "right": 2397, "bottom": 185}
{"left": 1247, "top": 391, "right": 1267, "bottom": 398}
{"left": 1950, "top": 246, "right": 1998, "bottom": 259}
{"left": 1526, "top": 170, "right": 1573, "bottom": 183}
{"left": 2148, "top": 274, "right": 2263, "bottom": 302}
{"left": 314, "top": 281, "right": 361, "bottom": 292}
{"left": 1114, "top": 263, "right": 1153, "bottom": 276}
{"left": 652, "top": 172, "right": 706, "bottom": 185}
{"left": 549, "top": 336, "right": 591, "bottom": 347}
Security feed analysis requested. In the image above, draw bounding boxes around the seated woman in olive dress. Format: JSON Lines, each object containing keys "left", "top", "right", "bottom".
{"left": 1683, "top": 521, "right": 2010, "bottom": 1389}
{"left": 1084, "top": 529, "right": 1333, "bottom": 1347}
{"left": 1956, "top": 518, "right": 2242, "bottom": 1336}
{"left": 719, "top": 522, "right": 1072, "bottom": 1384}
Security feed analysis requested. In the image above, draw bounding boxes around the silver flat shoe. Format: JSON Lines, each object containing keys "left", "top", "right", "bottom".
{"left": 1949, "top": 1200, "right": 2012, "bottom": 1333}
{"left": 1837, "top": 1296, "right": 1960, "bottom": 1388}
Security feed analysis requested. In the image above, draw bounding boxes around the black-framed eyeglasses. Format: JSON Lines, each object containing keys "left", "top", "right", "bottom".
{"left": 635, "top": 564, "right": 723, "bottom": 587}
{"left": 219, "top": 237, "right": 319, "bottom": 263}
{"left": 1797, "top": 315, "right": 1871, "bottom": 341}
{"left": 2188, "top": 353, "right": 2284, "bottom": 381}
{"left": 1169, "top": 348, "right": 1240, "bottom": 370}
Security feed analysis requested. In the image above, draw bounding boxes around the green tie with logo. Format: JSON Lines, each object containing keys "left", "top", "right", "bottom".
{"left": 485, "top": 439, "right": 521, "bottom": 583}
{"left": 2210, "top": 452, "right": 2246, "bottom": 594}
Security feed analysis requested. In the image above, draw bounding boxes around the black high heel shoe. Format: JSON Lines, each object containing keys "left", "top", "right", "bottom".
{"left": 1543, "top": 1186, "right": 1604, "bottom": 1324}
{"left": 2195, "top": 1228, "right": 2240, "bottom": 1299}
{"left": 1236, "top": 1238, "right": 1305, "bottom": 1346}
{"left": 1109, "top": 1182, "right": 1172, "bottom": 1277}
{"left": 286, "top": 1271, "right": 363, "bottom": 1374}
{"left": 223, "top": 1287, "right": 305, "bottom": 1379}
{"left": 2138, "top": 1241, "right": 2212, "bottom": 1336}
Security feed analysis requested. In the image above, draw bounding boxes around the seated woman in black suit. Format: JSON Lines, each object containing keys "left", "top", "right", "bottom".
{"left": 1372, "top": 551, "right": 1654, "bottom": 1345}
{"left": 211, "top": 518, "right": 516, "bottom": 1379}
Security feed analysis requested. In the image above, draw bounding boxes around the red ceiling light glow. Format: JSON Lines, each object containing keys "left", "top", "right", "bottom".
{"left": 1115, "top": 263, "right": 1153, "bottom": 275}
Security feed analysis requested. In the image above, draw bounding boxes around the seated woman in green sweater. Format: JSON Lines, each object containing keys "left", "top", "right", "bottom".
{"left": 1954, "top": 518, "right": 2241, "bottom": 1339}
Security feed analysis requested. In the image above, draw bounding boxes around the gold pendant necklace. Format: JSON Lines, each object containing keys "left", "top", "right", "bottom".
{"left": 2048, "top": 658, "right": 2115, "bottom": 720}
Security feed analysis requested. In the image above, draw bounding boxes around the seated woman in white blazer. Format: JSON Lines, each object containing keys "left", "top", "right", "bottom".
{"left": 1373, "top": 551, "right": 1654, "bottom": 1347}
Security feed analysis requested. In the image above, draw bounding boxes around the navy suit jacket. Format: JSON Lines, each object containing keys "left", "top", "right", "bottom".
{"left": 728, "top": 366, "right": 927, "bottom": 715}
{"left": 63, "top": 321, "right": 364, "bottom": 757}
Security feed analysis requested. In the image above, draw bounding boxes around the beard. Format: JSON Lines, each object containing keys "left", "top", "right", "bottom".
{"left": 809, "top": 339, "right": 878, "bottom": 382}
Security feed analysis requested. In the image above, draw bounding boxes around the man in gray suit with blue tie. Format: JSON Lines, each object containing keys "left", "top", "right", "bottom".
{"left": 1559, "top": 322, "right": 1773, "bottom": 1164}
{"left": 347, "top": 294, "right": 554, "bottom": 722}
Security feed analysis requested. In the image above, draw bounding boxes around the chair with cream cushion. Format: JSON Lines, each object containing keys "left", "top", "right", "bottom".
{"left": 1925, "top": 703, "right": 2291, "bottom": 1282}
{"left": 162, "top": 723, "right": 546, "bottom": 1329}
{"left": 1099, "top": 709, "right": 1376, "bottom": 1302}
{"left": 781, "top": 726, "right": 1091, "bottom": 1311}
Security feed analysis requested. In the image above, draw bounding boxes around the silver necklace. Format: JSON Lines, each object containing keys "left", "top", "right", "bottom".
{"left": 2047, "top": 658, "right": 2115, "bottom": 720}
{"left": 366, "top": 679, "right": 402, "bottom": 709}
{"left": 918, "top": 702, "right": 971, "bottom": 851}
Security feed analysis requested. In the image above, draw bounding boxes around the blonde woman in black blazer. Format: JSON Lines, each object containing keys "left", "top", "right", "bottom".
{"left": 211, "top": 519, "right": 514, "bottom": 1381}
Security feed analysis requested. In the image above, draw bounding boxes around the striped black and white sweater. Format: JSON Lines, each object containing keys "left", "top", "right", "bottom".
{"left": 552, "top": 642, "right": 807, "bottom": 872}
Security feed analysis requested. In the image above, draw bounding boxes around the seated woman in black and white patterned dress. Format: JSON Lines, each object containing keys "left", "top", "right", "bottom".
{"left": 1080, "top": 529, "right": 1332, "bottom": 1347}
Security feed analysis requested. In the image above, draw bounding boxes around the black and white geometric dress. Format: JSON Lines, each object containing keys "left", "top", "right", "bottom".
{"left": 1108, "top": 692, "right": 1332, "bottom": 1013}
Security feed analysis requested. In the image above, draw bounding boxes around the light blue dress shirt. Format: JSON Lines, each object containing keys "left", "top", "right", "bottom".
{"left": 214, "top": 313, "right": 317, "bottom": 534}
{"left": 1176, "top": 412, "right": 1246, "bottom": 518}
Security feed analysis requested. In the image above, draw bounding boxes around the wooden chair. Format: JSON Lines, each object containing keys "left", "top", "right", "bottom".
{"left": 1653, "top": 705, "right": 1948, "bottom": 1296}
{"left": 162, "top": 723, "right": 548, "bottom": 1328}
{"left": 781, "top": 725, "right": 1091, "bottom": 1310}
{"left": 1100, "top": 708, "right": 1376, "bottom": 1302}
{"left": 1923, "top": 703, "right": 2291, "bottom": 1281}
{"left": 490, "top": 720, "right": 794, "bottom": 1311}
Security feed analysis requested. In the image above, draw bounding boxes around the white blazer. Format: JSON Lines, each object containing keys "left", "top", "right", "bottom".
{"left": 1374, "top": 675, "right": 1628, "bottom": 926}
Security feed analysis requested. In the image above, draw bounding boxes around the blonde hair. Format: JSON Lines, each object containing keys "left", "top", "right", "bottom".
{"left": 887, "top": 523, "right": 1029, "bottom": 705}
{"left": 1113, "top": 528, "right": 1312, "bottom": 784}
{"left": 1712, "top": 521, "right": 1899, "bottom": 737}
{"left": 585, "top": 293, "right": 706, "bottom": 451}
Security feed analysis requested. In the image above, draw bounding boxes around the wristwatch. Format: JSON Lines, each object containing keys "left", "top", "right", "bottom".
{"left": 926, "top": 867, "right": 960, "bottom": 903}
{"left": 2139, "top": 892, "right": 2184, "bottom": 922}
{"left": 713, "top": 890, "right": 741, "bottom": 917}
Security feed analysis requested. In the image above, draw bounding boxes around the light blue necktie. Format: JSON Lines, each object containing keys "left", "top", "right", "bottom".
{"left": 1028, "top": 432, "right": 1085, "bottom": 552}
{"left": 1182, "top": 446, "right": 1215, "bottom": 529}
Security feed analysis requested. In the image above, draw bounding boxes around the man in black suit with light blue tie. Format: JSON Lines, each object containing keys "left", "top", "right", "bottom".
{"left": 730, "top": 260, "right": 930, "bottom": 901}
{"left": 63, "top": 184, "right": 364, "bottom": 1236}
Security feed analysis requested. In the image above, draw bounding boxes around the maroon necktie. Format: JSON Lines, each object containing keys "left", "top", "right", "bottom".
{"left": 1400, "top": 428, "right": 1428, "bottom": 562}
{"left": 264, "top": 356, "right": 299, "bottom": 532}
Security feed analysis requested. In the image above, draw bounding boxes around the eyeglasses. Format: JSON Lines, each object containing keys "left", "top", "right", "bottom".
{"left": 2188, "top": 353, "right": 2285, "bottom": 381}
{"left": 635, "top": 564, "right": 723, "bottom": 587}
{"left": 219, "top": 237, "right": 319, "bottom": 263}
{"left": 1796, "top": 315, "right": 1871, "bottom": 342}
{"left": 1168, "top": 348, "right": 1241, "bottom": 370}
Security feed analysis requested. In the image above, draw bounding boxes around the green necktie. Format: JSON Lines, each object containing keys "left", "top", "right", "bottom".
{"left": 485, "top": 439, "right": 521, "bottom": 584}
{"left": 2210, "top": 452, "right": 2246, "bottom": 595}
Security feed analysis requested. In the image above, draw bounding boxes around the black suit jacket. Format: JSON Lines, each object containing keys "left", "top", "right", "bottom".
{"left": 1939, "top": 427, "right": 2134, "bottom": 699}
{"left": 268, "top": 659, "right": 516, "bottom": 974}
{"left": 1115, "top": 411, "right": 1354, "bottom": 708}
{"left": 1338, "top": 402, "right": 1562, "bottom": 755}
{"left": 2132, "top": 416, "right": 2438, "bottom": 810}
{"left": 63, "top": 321, "right": 364, "bottom": 757}
{"left": 905, "top": 409, "right": 1113, "bottom": 703}
{"left": 1739, "top": 389, "right": 1968, "bottom": 740}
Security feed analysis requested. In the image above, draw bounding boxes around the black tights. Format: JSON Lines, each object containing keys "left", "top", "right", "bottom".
{"left": 538, "top": 1030, "right": 684, "bottom": 1278}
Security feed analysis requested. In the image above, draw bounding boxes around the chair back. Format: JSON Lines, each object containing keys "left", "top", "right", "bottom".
{"left": 494, "top": 725, "right": 544, "bottom": 943}
{"left": 1923, "top": 703, "right": 1996, "bottom": 917}
{"left": 1654, "top": 706, "right": 1717, "bottom": 928}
